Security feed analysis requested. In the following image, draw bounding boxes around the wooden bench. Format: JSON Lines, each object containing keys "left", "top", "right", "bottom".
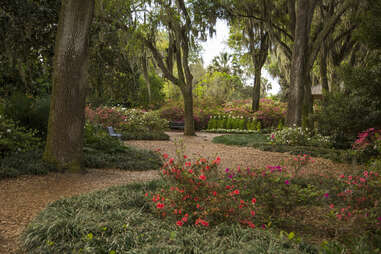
{"left": 169, "top": 121, "right": 184, "bottom": 130}
{"left": 107, "top": 126, "right": 122, "bottom": 139}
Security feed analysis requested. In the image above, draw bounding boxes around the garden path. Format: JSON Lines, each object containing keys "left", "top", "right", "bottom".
{"left": 0, "top": 132, "right": 354, "bottom": 254}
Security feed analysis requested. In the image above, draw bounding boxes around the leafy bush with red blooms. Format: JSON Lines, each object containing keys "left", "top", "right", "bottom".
{"left": 352, "top": 128, "right": 381, "bottom": 150}
{"left": 145, "top": 154, "right": 258, "bottom": 228}
{"left": 85, "top": 106, "right": 125, "bottom": 128}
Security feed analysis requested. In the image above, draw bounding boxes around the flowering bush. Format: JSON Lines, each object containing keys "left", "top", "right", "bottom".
{"left": 324, "top": 170, "right": 381, "bottom": 242}
{"left": 145, "top": 155, "right": 258, "bottom": 228}
{"left": 353, "top": 128, "right": 381, "bottom": 150}
{"left": 0, "top": 114, "right": 41, "bottom": 158}
{"left": 119, "top": 109, "right": 168, "bottom": 133}
{"left": 85, "top": 106, "right": 125, "bottom": 128}
{"left": 253, "top": 98, "right": 286, "bottom": 128}
{"left": 270, "top": 127, "right": 332, "bottom": 148}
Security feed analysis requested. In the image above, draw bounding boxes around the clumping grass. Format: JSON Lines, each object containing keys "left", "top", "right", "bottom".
{"left": 21, "top": 180, "right": 318, "bottom": 254}
{"left": 83, "top": 146, "right": 162, "bottom": 170}
{"left": 0, "top": 146, "right": 161, "bottom": 180}
{"left": 0, "top": 150, "right": 57, "bottom": 179}
{"left": 213, "top": 134, "right": 354, "bottom": 163}
{"left": 121, "top": 131, "right": 170, "bottom": 141}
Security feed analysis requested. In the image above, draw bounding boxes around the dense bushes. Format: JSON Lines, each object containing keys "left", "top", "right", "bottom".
{"left": 0, "top": 114, "right": 41, "bottom": 158}
{"left": 2, "top": 93, "right": 51, "bottom": 137}
{"left": 270, "top": 127, "right": 332, "bottom": 148}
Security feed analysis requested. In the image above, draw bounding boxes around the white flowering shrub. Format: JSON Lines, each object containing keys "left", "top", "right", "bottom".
{"left": 270, "top": 127, "right": 332, "bottom": 148}
{"left": 119, "top": 109, "right": 168, "bottom": 133}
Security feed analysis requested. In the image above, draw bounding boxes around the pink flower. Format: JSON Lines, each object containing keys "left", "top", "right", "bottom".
{"left": 329, "top": 204, "right": 334, "bottom": 209}
{"left": 285, "top": 180, "right": 290, "bottom": 185}
{"left": 163, "top": 153, "right": 169, "bottom": 159}
{"left": 324, "top": 193, "right": 329, "bottom": 198}
{"left": 199, "top": 175, "right": 206, "bottom": 181}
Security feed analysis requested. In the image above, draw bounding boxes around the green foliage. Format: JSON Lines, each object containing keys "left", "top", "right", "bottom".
{"left": 271, "top": 127, "right": 332, "bottom": 148}
{"left": 213, "top": 134, "right": 269, "bottom": 147}
{"left": 3, "top": 93, "right": 51, "bottom": 137}
{"left": 84, "top": 146, "right": 162, "bottom": 171}
{"left": 0, "top": 150, "right": 56, "bottom": 179}
{"left": 121, "top": 131, "right": 169, "bottom": 141}
{"left": 0, "top": 114, "right": 41, "bottom": 158}
{"left": 83, "top": 122, "right": 162, "bottom": 170}
{"left": 21, "top": 181, "right": 316, "bottom": 254}
{"left": 84, "top": 123, "right": 125, "bottom": 154}
{"left": 120, "top": 109, "right": 168, "bottom": 133}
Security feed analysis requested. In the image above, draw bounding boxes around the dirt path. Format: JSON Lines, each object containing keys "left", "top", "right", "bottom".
{"left": 0, "top": 132, "right": 354, "bottom": 253}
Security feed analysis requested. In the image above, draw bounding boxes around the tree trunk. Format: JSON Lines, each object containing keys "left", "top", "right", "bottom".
{"left": 182, "top": 85, "right": 195, "bottom": 136}
{"left": 43, "top": 0, "right": 94, "bottom": 172}
{"left": 320, "top": 43, "right": 329, "bottom": 94}
{"left": 303, "top": 73, "right": 313, "bottom": 128}
{"left": 142, "top": 53, "right": 152, "bottom": 105}
{"left": 286, "top": 0, "right": 314, "bottom": 126}
{"left": 252, "top": 67, "right": 261, "bottom": 112}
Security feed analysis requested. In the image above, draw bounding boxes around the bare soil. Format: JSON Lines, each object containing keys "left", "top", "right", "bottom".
{"left": 0, "top": 132, "right": 355, "bottom": 253}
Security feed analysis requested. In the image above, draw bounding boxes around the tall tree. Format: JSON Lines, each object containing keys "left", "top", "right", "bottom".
{"left": 44, "top": 0, "right": 94, "bottom": 172}
{"left": 139, "top": 0, "right": 218, "bottom": 136}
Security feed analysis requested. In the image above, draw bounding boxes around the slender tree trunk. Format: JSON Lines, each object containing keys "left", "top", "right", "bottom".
{"left": 142, "top": 53, "right": 152, "bottom": 105}
{"left": 320, "top": 44, "right": 329, "bottom": 93}
{"left": 43, "top": 0, "right": 94, "bottom": 172}
{"left": 182, "top": 85, "right": 195, "bottom": 136}
{"left": 286, "top": 0, "right": 314, "bottom": 126}
{"left": 252, "top": 68, "right": 262, "bottom": 112}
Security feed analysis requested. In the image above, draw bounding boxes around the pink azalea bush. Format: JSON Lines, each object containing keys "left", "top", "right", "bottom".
{"left": 145, "top": 155, "right": 258, "bottom": 228}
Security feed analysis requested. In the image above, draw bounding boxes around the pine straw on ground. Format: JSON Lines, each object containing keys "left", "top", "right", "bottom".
{"left": 0, "top": 132, "right": 357, "bottom": 254}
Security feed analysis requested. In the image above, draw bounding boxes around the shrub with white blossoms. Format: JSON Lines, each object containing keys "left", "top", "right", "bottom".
{"left": 270, "top": 127, "right": 332, "bottom": 148}
{"left": 119, "top": 109, "right": 168, "bottom": 133}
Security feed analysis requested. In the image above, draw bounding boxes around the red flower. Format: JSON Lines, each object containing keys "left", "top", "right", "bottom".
{"left": 212, "top": 191, "right": 217, "bottom": 196}
{"left": 250, "top": 210, "right": 256, "bottom": 216}
{"left": 145, "top": 193, "right": 149, "bottom": 197}
{"left": 188, "top": 169, "right": 193, "bottom": 174}
{"left": 184, "top": 155, "right": 188, "bottom": 159}
{"left": 185, "top": 162, "right": 191, "bottom": 167}
{"left": 163, "top": 153, "right": 169, "bottom": 159}
{"left": 251, "top": 198, "right": 257, "bottom": 204}
{"left": 199, "top": 175, "right": 206, "bottom": 181}
{"left": 176, "top": 221, "right": 184, "bottom": 226}
{"left": 233, "top": 189, "right": 240, "bottom": 195}
{"left": 156, "top": 203, "right": 164, "bottom": 209}
{"left": 169, "top": 158, "right": 174, "bottom": 164}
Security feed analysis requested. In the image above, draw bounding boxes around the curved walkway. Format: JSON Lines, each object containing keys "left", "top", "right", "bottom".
{"left": 0, "top": 132, "right": 353, "bottom": 253}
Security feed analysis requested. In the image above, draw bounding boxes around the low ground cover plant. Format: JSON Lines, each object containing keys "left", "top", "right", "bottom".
{"left": 22, "top": 181, "right": 313, "bottom": 254}
{"left": 22, "top": 154, "right": 381, "bottom": 253}
{"left": 0, "top": 122, "right": 162, "bottom": 179}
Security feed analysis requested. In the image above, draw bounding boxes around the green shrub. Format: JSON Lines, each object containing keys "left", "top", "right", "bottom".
{"left": 271, "top": 127, "right": 332, "bottom": 148}
{"left": 84, "top": 147, "right": 162, "bottom": 171}
{"left": 121, "top": 131, "right": 169, "bottom": 141}
{"left": 3, "top": 94, "right": 51, "bottom": 137}
{"left": 119, "top": 109, "right": 168, "bottom": 134}
{"left": 0, "top": 114, "right": 41, "bottom": 158}
{"left": 0, "top": 150, "right": 56, "bottom": 179}
{"left": 84, "top": 123, "right": 126, "bottom": 154}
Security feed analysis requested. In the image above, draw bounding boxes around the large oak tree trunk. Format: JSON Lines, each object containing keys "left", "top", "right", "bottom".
{"left": 43, "top": 0, "right": 94, "bottom": 172}
{"left": 286, "top": 0, "right": 313, "bottom": 126}
{"left": 182, "top": 85, "right": 195, "bottom": 136}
